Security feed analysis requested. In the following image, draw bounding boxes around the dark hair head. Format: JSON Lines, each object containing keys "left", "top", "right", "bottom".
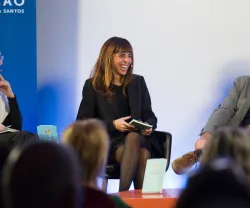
{"left": 91, "top": 37, "right": 134, "bottom": 101}
{"left": 0, "top": 144, "right": 11, "bottom": 208}
{"left": 176, "top": 158, "right": 250, "bottom": 208}
{"left": 0, "top": 144, "right": 10, "bottom": 172}
{"left": 2, "top": 141, "right": 82, "bottom": 208}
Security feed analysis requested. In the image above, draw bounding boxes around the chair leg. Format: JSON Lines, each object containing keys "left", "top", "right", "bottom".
{"left": 101, "top": 178, "right": 108, "bottom": 193}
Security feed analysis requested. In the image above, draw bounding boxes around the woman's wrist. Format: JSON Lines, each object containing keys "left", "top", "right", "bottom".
{"left": 113, "top": 120, "right": 117, "bottom": 129}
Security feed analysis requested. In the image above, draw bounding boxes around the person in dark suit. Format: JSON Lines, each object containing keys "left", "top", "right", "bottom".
{"left": 0, "top": 74, "right": 39, "bottom": 148}
{"left": 0, "top": 74, "right": 22, "bottom": 130}
{"left": 76, "top": 37, "right": 158, "bottom": 191}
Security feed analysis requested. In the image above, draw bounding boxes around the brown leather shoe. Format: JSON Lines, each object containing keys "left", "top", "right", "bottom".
{"left": 172, "top": 151, "right": 197, "bottom": 175}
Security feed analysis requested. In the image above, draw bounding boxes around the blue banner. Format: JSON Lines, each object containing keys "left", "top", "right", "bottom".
{"left": 0, "top": 0, "right": 37, "bottom": 132}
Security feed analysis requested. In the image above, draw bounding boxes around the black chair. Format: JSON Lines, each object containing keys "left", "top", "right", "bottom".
{"left": 102, "top": 131, "right": 172, "bottom": 192}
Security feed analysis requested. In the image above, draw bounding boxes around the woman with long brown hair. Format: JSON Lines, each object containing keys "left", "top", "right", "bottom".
{"left": 76, "top": 37, "right": 158, "bottom": 191}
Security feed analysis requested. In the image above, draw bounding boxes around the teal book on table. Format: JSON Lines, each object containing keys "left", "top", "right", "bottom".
{"left": 37, "top": 125, "right": 58, "bottom": 142}
{"left": 142, "top": 158, "right": 167, "bottom": 194}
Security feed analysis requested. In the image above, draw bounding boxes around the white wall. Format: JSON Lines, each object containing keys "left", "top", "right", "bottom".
{"left": 77, "top": 0, "right": 250, "bottom": 192}
{"left": 37, "top": 0, "right": 250, "bottom": 193}
{"left": 37, "top": 0, "right": 79, "bottom": 133}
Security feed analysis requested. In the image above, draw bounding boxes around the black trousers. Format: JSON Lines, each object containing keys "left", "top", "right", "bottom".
{"left": 0, "top": 131, "right": 39, "bottom": 150}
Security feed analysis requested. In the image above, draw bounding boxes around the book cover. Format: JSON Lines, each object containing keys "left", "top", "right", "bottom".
{"left": 129, "top": 119, "right": 152, "bottom": 130}
{"left": 142, "top": 158, "right": 167, "bottom": 194}
{"left": 37, "top": 125, "right": 58, "bottom": 142}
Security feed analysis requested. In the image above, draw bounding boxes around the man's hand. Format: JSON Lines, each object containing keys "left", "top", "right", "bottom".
{"left": 0, "top": 75, "right": 14, "bottom": 98}
{"left": 195, "top": 132, "right": 212, "bottom": 149}
{"left": 0, "top": 124, "right": 5, "bottom": 131}
{"left": 113, "top": 116, "right": 137, "bottom": 132}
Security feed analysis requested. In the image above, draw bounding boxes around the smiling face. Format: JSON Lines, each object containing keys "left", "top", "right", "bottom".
{"left": 91, "top": 37, "right": 134, "bottom": 96}
{"left": 113, "top": 52, "right": 132, "bottom": 76}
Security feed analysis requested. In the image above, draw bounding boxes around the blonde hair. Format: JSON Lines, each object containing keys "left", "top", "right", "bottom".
{"left": 62, "top": 119, "right": 109, "bottom": 183}
{"left": 200, "top": 127, "right": 250, "bottom": 182}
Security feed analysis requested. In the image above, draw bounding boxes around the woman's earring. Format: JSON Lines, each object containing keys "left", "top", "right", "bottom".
{"left": 130, "top": 64, "right": 133, "bottom": 68}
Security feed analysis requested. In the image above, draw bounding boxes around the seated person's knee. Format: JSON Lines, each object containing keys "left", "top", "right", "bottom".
{"left": 125, "top": 132, "right": 141, "bottom": 143}
{"left": 140, "top": 148, "right": 151, "bottom": 158}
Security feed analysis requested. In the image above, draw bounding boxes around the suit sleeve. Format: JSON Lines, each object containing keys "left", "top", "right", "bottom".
{"left": 141, "top": 77, "right": 157, "bottom": 130}
{"left": 2, "top": 96, "right": 22, "bottom": 130}
{"left": 76, "top": 80, "right": 116, "bottom": 134}
{"left": 201, "top": 78, "right": 241, "bottom": 134}
{"left": 76, "top": 80, "right": 96, "bottom": 120}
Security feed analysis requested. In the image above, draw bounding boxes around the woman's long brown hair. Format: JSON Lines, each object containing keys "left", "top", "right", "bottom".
{"left": 91, "top": 37, "right": 134, "bottom": 101}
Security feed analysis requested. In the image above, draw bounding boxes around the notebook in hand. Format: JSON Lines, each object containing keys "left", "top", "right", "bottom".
{"left": 129, "top": 119, "right": 152, "bottom": 130}
{"left": 142, "top": 158, "right": 167, "bottom": 194}
{"left": 0, "top": 126, "right": 18, "bottom": 134}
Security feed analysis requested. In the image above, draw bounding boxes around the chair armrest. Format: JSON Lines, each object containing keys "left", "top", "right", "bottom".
{"left": 153, "top": 130, "right": 172, "bottom": 171}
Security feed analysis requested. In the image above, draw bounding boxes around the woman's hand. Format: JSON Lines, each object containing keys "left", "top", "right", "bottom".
{"left": 141, "top": 128, "right": 153, "bottom": 136}
{"left": 113, "top": 116, "right": 137, "bottom": 132}
{"left": 141, "top": 122, "right": 153, "bottom": 136}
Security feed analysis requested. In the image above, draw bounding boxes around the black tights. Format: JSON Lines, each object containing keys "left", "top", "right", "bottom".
{"left": 113, "top": 132, "right": 151, "bottom": 191}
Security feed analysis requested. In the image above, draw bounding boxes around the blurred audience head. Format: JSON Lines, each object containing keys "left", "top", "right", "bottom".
{"left": 0, "top": 144, "right": 10, "bottom": 171}
{"left": 200, "top": 126, "right": 250, "bottom": 181}
{"left": 2, "top": 141, "right": 82, "bottom": 208}
{"left": 0, "top": 144, "right": 11, "bottom": 207}
{"left": 62, "top": 119, "right": 109, "bottom": 188}
{"left": 176, "top": 158, "right": 250, "bottom": 208}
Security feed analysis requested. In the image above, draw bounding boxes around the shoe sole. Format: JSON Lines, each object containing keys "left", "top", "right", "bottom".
{"left": 172, "top": 161, "right": 185, "bottom": 175}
